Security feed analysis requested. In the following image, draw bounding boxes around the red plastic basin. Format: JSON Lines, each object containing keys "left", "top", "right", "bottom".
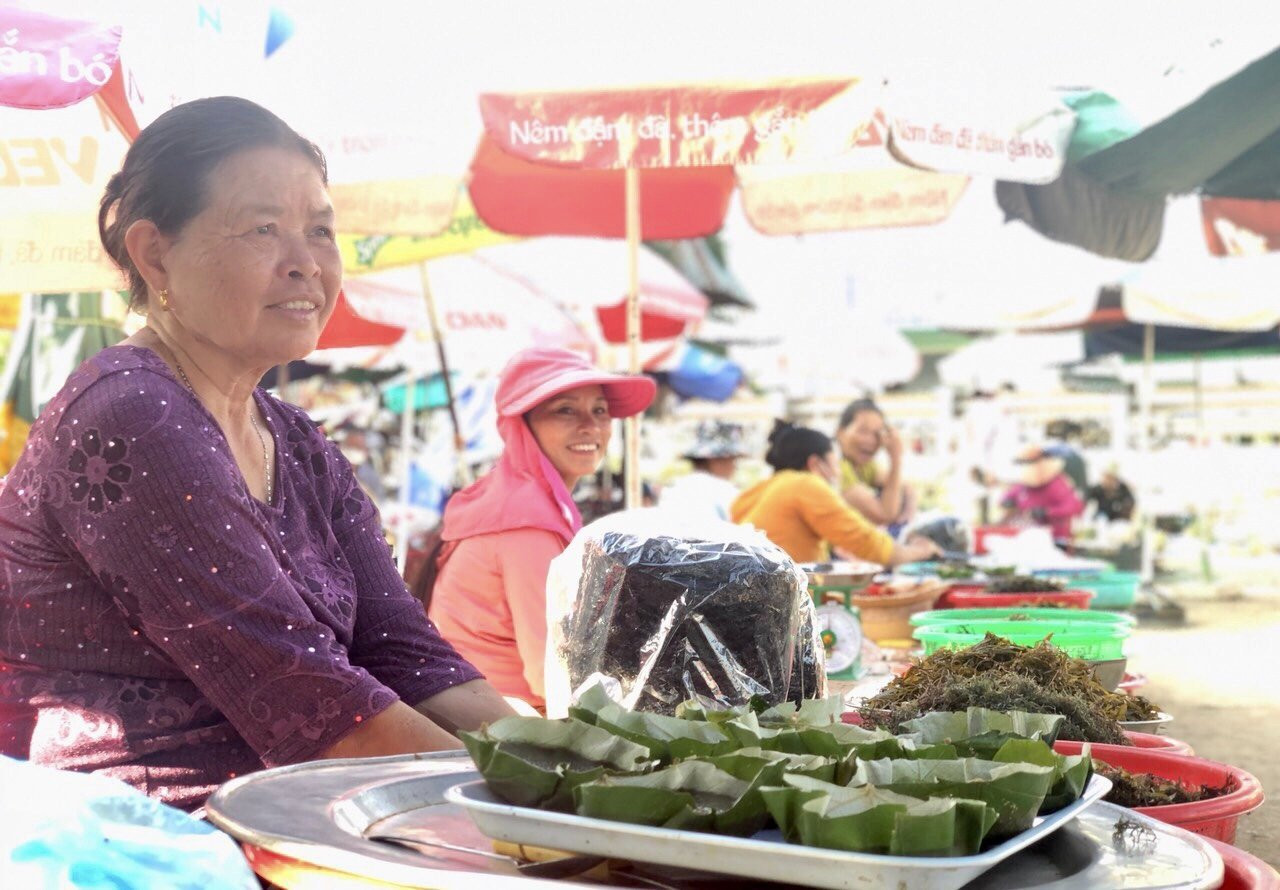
{"left": 1125, "top": 730, "right": 1194, "bottom": 755}
{"left": 947, "top": 588, "right": 1095, "bottom": 609}
{"left": 1209, "top": 837, "right": 1280, "bottom": 889}
{"left": 1054, "top": 741, "right": 1264, "bottom": 844}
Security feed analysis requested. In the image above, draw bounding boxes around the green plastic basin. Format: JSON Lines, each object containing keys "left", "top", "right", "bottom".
{"left": 913, "top": 620, "right": 1130, "bottom": 661}
{"left": 910, "top": 607, "right": 1136, "bottom": 627}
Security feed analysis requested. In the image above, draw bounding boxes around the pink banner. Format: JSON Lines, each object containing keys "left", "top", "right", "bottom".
{"left": 0, "top": 8, "right": 123, "bottom": 109}
{"left": 479, "top": 79, "right": 872, "bottom": 169}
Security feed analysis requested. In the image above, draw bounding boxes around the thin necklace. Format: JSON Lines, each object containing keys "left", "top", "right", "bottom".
{"left": 173, "top": 357, "right": 273, "bottom": 504}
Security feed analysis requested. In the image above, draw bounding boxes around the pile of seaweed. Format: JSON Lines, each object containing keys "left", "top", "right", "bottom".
{"left": 1097, "top": 763, "right": 1231, "bottom": 808}
{"left": 986, "top": 575, "right": 1067, "bottom": 594}
{"left": 861, "top": 634, "right": 1160, "bottom": 744}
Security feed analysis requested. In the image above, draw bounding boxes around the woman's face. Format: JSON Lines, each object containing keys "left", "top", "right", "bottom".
{"left": 526, "top": 384, "right": 612, "bottom": 487}
{"left": 836, "top": 410, "right": 884, "bottom": 466}
{"left": 157, "top": 146, "right": 342, "bottom": 367}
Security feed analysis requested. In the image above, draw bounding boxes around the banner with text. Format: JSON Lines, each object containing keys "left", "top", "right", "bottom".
{"left": 479, "top": 79, "right": 878, "bottom": 169}
{"left": 887, "top": 88, "right": 1076, "bottom": 184}
{"left": 0, "top": 100, "right": 127, "bottom": 293}
{"left": 0, "top": 7, "right": 123, "bottom": 110}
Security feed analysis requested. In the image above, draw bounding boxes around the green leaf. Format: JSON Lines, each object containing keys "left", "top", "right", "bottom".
{"left": 699, "top": 746, "right": 841, "bottom": 784}
{"left": 756, "top": 696, "right": 847, "bottom": 728}
{"left": 574, "top": 761, "right": 771, "bottom": 836}
{"left": 901, "top": 709, "right": 1065, "bottom": 746}
{"left": 851, "top": 756, "right": 1055, "bottom": 837}
{"left": 992, "top": 738, "right": 1093, "bottom": 813}
{"left": 460, "top": 716, "right": 654, "bottom": 811}
{"left": 760, "top": 775, "right": 996, "bottom": 855}
{"left": 569, "top": 695, "right": 736, "bottom": 763}
{"left": 723, "top": 712, "right": 895, "bottom": 758}
{"left": 674, "top": 696, "right": 767, "bottom": 725}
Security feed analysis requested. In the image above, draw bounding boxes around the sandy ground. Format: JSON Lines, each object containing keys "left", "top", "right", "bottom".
{"left": 1126, "top": 586, "right": 1280, "bottom": 866}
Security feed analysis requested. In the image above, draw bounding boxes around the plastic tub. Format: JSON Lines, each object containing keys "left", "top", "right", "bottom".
{"left": 913, "top": 620, "right": 1130, "bottom": 661}
{"left": 1209, "top": 837, "right": 1280, "bottom": 889}
{"left": 946, "top": 588, "right": 1095, "bottom": 609}
{"left": 1053, "top": 741, "right": 1265, "bottom": 844}
{"left": 1125, "top": 730, "right": 1195, "bottom": 755}
{"left": 973, "top": 525, "right": 1020, "bottom": 555}
{"left": 848, "top": 584, "right": 945, "bottom": 644}
{"left": 910, "top": 607, "right": 1135, "bottom": 628}
{"left": 1078, "top": 570, "right": 1142, "bottom": 610}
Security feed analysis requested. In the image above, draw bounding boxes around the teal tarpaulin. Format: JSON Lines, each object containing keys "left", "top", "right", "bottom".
{"left": 381, "top": 374, "right": 456, "bottom": 414}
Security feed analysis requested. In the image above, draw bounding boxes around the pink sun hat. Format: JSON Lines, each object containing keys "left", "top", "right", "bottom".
{"left": 497, "top": 347, "right": 656, "bottom": 419}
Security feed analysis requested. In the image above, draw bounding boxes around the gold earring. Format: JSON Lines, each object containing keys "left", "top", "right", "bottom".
{"left": 157, "top": 289, "right": 170, "bottom": 311}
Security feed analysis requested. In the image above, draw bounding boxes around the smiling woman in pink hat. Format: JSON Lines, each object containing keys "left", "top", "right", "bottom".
{"left": 428, "top": 347, "right": 655, "bottom": 710}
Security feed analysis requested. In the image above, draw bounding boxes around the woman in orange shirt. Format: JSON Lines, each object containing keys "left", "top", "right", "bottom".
{"left": 732, "top": 422, "right": 938, "bottom": 567}
{"left": 428, "top": 348, "right": 655, "bottom": 711}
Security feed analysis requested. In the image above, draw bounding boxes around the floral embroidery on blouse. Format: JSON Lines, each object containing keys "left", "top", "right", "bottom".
{"left": 67, "top": 428, "right": 132, "bottom": 514}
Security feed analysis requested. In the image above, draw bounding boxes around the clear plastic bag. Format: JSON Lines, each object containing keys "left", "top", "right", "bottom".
{"left": 0, "top": 756, "right": 258, "bottom": 890}
{"left": 545, "top": 509, "right": 825, "bottom": 717}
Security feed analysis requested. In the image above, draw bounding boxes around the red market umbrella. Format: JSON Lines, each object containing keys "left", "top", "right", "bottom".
{"left": 316, "top": 291, "right": 406, "bottom": 350}
{"left": 470, "top": 79, "right": 878, "bottom": 505}
{"left": 468, "top": 80, "right": 1080, "bottom": 504}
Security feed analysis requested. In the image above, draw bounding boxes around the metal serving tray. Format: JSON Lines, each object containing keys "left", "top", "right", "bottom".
{"left": 206, "top": 752, "right": 1223, "bottom": 889}
{"left": 446, "top": 775, "right": 1115, "bottom": 890}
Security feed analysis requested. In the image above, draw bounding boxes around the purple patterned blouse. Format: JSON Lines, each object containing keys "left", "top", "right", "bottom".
{"left": 0, "top": 345, "right": 481, "bottom": 809}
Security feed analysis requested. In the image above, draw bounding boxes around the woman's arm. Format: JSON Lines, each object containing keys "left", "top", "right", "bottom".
{"left": 415, "top": 679, "right": 514, "bottom": 733}
{"left": 841, "top": 482, "right": 895, "bottom": 525}
{"left": 321, "top": 681, "right": 513, "bottom": 760}
{"left": 798, "top": 475, "right": 937, "bottom": 566}
{"left": 323, "top": 434, "right": 514, "bottom": 727}
{"left": 496, "top": 528, "right": 566, "bottom": 702}
{"left": 322, "top": 700, "right": 461, "bottom": 758}
{"left": 42, "top": 381, "right": 418, "bottom": 767}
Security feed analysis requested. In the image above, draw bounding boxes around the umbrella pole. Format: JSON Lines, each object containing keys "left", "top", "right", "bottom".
{"left": 419, "top": 262, "right": 472, "bottom": 488}
{"left": 624, "top": 165, "right": 642, "bottom": 510}
{"left": 1139, "top": 322, "right": 1155, "bottom": 586}
{"left": 396, "top": 369, "right": 416, "bottom": 577}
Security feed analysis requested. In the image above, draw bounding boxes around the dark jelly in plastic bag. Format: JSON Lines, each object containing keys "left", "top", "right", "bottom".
{"left": 546, "top": 510, "right": 824, "bottom": 716}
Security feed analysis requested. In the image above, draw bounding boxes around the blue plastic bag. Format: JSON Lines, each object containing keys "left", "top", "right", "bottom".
{"left": 0, "top": 756, "right": 258, "bottom": 890}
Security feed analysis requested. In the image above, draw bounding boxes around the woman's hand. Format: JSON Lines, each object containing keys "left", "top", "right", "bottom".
{"left": 887, "top": 536, "right": 942, "bottom": 567}
{"left": 882, "top": 425, "right": 904, "bottom": 466}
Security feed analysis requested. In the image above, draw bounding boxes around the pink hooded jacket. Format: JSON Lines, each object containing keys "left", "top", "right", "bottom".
{"left": 428, "top": 348, "right": 653, "bottom": 708}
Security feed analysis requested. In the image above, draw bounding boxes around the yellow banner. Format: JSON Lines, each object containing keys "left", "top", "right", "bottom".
{"left": 339, "top": 195, "right": 517, "bottom": 274}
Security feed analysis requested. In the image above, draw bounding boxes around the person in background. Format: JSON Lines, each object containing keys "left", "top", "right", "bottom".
{"left": 835, "top": 398, "right": 916, "bottom": 535}
{"left": 1087, "top": 464, "right": 1136, "bottom": 521}
{"left": 732, "top": 421, "right": 940, "bottom": 566}
{"left": 999, "top": 444, "right": 1085, "bottom": 540}
{"left": 339, "top": 426, "right": 387, "bottom": 501}
{"left": 658, "top": 420, "right": 747, "bottom": 522}
{"left": 430, "top": 348, "right": 655, "bottom": 712}
{"left": 0, "top": 97, "right": 511, "bottom": 810}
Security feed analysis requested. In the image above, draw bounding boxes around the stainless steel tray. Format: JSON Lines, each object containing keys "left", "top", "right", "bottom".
{"left": 206, "top": 752, "right": 1223, "bottom": 889}
{"left": 447, "top": 776, "right": 1115, "bottom": 890}
{"left": 1119, "top": 712, "right": 1176, "bottom": 735}
{"left": 206, "top": 751, "right": 561, "bottom": 888}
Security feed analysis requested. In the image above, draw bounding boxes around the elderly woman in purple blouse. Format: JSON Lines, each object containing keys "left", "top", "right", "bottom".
{"left": 0, "top": 97, "right": 512, "bottom": 809}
